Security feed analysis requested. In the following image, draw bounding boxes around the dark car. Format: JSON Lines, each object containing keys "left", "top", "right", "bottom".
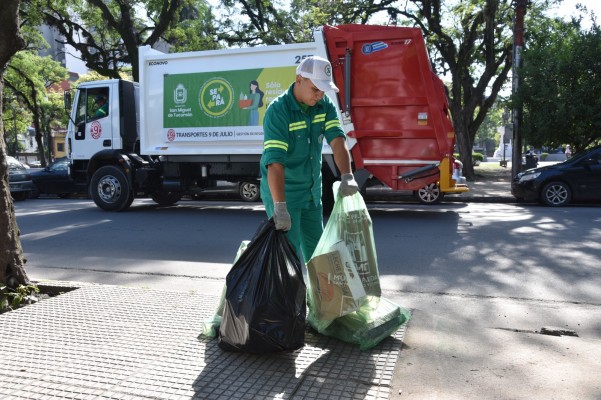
{"left": 512, "top": 145, "right": 601, "bottom": 206}
{"left": 7, "top": 156, "right": 33, "bottom": 201}
{"left": 30, "top": 157, "right": 88, "bottom": 198}
{"left": 191, "top": 180, "right": 260, "bottom": 202}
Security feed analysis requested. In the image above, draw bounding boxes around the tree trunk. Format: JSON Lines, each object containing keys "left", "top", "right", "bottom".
{"left": 31, "top": 89, "right": 48, "bottom": 167}
{"left": 1, "top": 0, "right": 30, "bottom": 287}
{"left": 451, "top": 107, "right": 476, "bottom": 181}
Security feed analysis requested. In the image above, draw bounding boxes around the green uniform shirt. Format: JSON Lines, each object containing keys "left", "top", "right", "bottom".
{"left": 95, "top": 103, "right": 108, "bottom": 118}
{"left": 260, "top": 83, "right": 345, "bottom": 208}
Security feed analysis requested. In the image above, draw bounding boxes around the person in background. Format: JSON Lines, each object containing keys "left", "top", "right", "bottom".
{"left": 260, "top": 56, "right": 359, "bottom": 263}
{"left": 94, "top": 95, "right": 109, "bottom": 119}
{"left": 565, "top": 144, "right": 572, "bottom": 159}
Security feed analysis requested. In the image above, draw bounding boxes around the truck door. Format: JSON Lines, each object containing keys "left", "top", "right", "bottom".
{"left": 71, "top": 86, "right": 114, "bottom": 159}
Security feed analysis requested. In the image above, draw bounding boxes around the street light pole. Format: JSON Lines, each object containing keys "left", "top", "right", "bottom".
{"left": 501, "top": 110, "right": 511, "bottom": 168}
{"left": 511, "top": 0, "right": 528, "bottom": 178}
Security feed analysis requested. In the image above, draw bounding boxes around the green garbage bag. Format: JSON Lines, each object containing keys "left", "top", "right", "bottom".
{"left": 199, "top": 240, "right": 249, "bottom": 338}
{"left": 307, "top": 182, "right": 381, "bottom": 332}
{"left": 320, "top": 296, "right": 411, "bottom": 351}
{"left": 307, "top": 182, "right": 411, "bottom": 349}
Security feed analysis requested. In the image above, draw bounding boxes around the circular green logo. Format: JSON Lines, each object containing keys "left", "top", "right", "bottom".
{"left": 199, "top": 78, "right": 234, "bottom": 118}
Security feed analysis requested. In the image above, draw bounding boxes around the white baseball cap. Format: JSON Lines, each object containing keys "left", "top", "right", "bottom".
{"left": 296, "top": 56, "right": 339, "bottom": 93}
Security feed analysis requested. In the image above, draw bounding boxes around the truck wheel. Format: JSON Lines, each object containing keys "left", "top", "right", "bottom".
{"left": 124, "top": 191, "right": 135, "bottom": 209}
{"left": 416, "top": 183, "right": 444, "bottom": 204}
{"left": 151, "top": 191, "right": 183, "bottom": 206}
{"left": 541, "top": 181, "right": 571, "bottom": 206}
{"left": 239, "top": 182, "right": 260, "bottom": 202}
{"left": 90, "top": 165, "right": 132, "bottom": 211}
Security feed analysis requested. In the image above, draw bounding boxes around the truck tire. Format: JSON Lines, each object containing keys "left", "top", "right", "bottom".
{"left": 415, "top": 183, "right": 444, "bottom": 204}
{"left": 124, "top": 191, "right": 135, "bottom": 209}
{"left": 90, "top": 165, "right": 132, "bottom": 211}
{"left": 151, "top": 191, "right": 183, "bottom": 206}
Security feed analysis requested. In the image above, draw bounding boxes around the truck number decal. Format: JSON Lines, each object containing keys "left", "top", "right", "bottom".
{"left": 295, "top": 55, "right": 314, "bottom": 64}
{"left": 90, "top": 121, "right": 102, "bottom": 139}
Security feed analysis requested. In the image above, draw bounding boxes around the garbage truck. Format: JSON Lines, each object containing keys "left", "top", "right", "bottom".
{"left": 64, "top": 24, "right": 467, "bottom": 211}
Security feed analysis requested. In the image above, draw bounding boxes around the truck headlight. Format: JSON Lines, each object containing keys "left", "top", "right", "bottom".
{"left": 518, "top": 171, "right": 541, "bottom": 183}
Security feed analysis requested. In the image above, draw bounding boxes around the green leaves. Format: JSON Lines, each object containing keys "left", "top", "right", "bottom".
{"left": 519, "top": 16, "right": 601, "bottom": 150}
{"left": 0, "top": 283, "right": 40, "bottom": 314}
{"left": 26, "top": 0, "right": 186, "bottom": 81}
{"left": 4, "top": 50, "right": 68, "bottom": 164}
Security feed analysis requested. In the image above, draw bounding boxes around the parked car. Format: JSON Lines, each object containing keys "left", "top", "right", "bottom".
{"left": 29, "top": 157, "right": 88, "bottom": 198}
{"left": 512, "top": 145, "right": 601, "bottom": 206}
{"left": 7, "top": 156, "right": 33, "bottom": 201}
{"left": 190, "top": 180, "right": 261, "bottom": 202}
{"left": 237, "top": 181, "right": 260, "bottom": 202}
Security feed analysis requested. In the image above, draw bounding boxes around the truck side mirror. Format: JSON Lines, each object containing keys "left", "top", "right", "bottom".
{"left": 64, "top": 91, "right": 72, "bottom": 111}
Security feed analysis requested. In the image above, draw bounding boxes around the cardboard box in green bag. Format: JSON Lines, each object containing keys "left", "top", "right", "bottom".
{"left": 307, "top": 241, "right": 367, "bottom": 321}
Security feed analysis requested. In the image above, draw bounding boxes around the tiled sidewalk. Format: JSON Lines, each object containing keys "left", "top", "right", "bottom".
{"left": 0, "top": 284, "right": 407, "bottom": 400}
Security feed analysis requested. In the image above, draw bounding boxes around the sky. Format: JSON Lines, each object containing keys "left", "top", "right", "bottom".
{"left": 549, "top": 0, "right": 600, "bottom": 25}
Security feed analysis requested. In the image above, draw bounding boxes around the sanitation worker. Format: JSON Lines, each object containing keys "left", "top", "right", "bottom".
{"left": 94, "top": 95, "right": 109, "bottom": 119}
{"left": 260, "top": 56, "right": 359, "bottom": 263}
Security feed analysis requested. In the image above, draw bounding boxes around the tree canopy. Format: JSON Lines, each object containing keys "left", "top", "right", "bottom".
{"left": 4, "top": 51, "right": 68, "bottom": 165}
{"left": 23, "top": 0, "right": 186, "bottom": 82}
{"left": 214, "top": 0, "right": 400, "bottom": 46}
{"left": 517, "top": 15, "right": 601, "bottom": 153}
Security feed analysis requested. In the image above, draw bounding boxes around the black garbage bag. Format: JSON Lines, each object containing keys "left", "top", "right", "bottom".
{"left": 218, "top": 219, "right": 306, "bottom": 353}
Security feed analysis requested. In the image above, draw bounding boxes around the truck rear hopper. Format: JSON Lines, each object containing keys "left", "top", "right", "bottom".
{"left": 322, "top": 24, "right": 468, "bottom": 198}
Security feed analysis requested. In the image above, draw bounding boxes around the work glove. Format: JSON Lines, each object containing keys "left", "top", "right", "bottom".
{"left": 273, "top": 202, "right": 291, "bottom": 231}
{"left": 339, "top": 173, "right": 359, "bottom": 197}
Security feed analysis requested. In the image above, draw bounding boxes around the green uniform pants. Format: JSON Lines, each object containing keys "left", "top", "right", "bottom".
{"left": 264, "top": 200, "right": 324, "bottom": 264}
